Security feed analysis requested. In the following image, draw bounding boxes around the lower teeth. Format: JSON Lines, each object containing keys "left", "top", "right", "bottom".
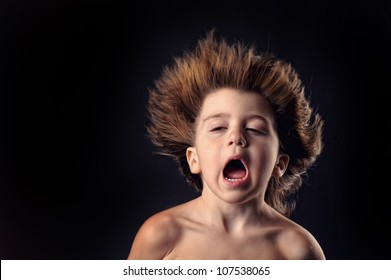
{"left": 225, "top": 177, "right": 241, "bottom": 182}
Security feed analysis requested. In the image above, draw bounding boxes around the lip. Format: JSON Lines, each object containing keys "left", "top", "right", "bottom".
{"left": 222, "top": 154, "right": 250, "bottom": 188}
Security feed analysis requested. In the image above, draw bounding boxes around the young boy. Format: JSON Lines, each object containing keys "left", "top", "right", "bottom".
{"left": 128, "top": 30, "right": 325, "bottom": 260}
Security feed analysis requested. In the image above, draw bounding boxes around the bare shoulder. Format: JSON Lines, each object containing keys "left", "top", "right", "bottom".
{"left": 127, "top": 204, "right": 188, "bottom": 260}
{"left": 275, "top": 218, "right": 325, "bottom": 260}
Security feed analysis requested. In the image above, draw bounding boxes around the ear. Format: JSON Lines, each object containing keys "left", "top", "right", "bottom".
{"left": 186, "top": 147, "right": 201, "bottom": 174}
{"left": 272, "top": 154, "right": 290, "bottom": 178}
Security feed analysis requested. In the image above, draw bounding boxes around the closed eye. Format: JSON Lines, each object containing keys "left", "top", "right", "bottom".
{"left": 210, "top": 126, "right": 226, "bottom": 132}
{"left": 246, "top": 128, "right": 265, "bottom": 135}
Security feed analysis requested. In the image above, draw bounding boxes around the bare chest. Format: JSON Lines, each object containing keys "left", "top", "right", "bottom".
{"left": 164, "top": 228, "right": 284, "bottom": 260}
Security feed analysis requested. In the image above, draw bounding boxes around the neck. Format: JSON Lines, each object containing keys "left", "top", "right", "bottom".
{"left": 198, "top": 186, "right": 270, "bottom": 234}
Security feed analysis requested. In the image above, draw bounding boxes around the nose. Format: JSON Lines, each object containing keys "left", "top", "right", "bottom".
{"left": 228, "top": 129, "right": 247, "bottom": 147}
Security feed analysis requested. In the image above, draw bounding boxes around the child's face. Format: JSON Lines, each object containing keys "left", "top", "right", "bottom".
{"left": 186, "top": 88, "right": 288, "bottom": 204}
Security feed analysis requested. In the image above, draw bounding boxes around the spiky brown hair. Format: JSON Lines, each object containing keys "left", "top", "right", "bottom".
{"left": 146, "top": 30, "right": 324, "bottom": 217}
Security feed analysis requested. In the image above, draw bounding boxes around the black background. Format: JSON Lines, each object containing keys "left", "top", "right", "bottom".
{"left": 1, "top": 0, "right": 390, "bottom": 260}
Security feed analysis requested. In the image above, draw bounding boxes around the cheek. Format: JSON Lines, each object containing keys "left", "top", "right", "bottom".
{"left": 196, "top": 142, "right": 222, "bottom": 170}
{"left": 250, "top": 145, "right": 278, "bottom": 172}
{"left": 199, "top": 147, "right": 220, "bottom": 167}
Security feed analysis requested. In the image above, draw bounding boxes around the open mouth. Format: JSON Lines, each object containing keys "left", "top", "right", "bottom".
{"left": 223, "top": 159, "right": 247, "bottom": 181}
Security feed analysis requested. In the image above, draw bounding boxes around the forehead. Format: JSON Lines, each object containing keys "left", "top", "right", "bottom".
{"left": 199, "top": 88, "right": 275, "bottom": 121}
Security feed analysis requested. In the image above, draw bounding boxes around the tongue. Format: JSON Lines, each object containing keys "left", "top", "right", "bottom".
{"left": 225, "top": 162, "right": 246, "bottom": 179}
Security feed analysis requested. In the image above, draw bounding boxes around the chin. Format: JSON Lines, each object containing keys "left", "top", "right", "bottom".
{"left": 217, "top": 191, "right": 259, "bottom": 205}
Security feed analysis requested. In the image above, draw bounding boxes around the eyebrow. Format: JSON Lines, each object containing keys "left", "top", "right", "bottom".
{"left": 202, "top": 113, "right": 271, "bottom": 125}
{"left": 202, "top": 113, "right": 229, "bottom": 122}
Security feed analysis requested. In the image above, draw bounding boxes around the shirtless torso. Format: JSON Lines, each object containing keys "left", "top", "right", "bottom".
{"left": 127, "top": 197, "right": 325, "bottom": 260}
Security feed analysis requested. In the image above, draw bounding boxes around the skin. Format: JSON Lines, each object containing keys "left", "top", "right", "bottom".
{"left": 128, "top": 88, "right": 325, "bottom": 260}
